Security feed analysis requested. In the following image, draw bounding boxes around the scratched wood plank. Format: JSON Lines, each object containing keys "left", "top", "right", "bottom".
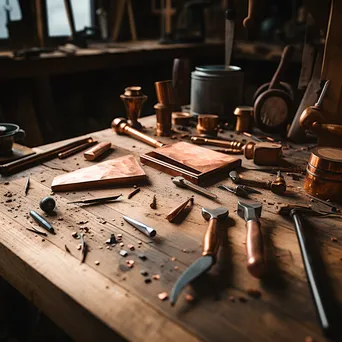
{"left": 0, "top": 115, "right": 341, "bottom": 342}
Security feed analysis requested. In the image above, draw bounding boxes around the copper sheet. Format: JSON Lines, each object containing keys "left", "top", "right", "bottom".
{"left": 154, "top": 141, "right": 239, "bottom": 174}
{"left": 51, "top": 154, "right": 146, "bottom": 192}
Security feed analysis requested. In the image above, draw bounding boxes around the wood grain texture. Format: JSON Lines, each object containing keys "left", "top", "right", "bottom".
{"left": 0, "top": 115, "right": 341, "bottom": 342}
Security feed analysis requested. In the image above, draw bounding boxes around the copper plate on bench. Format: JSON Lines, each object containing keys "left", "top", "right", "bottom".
{"left": 140, "top": 141, "right": 241, "bottom": 185}
{"left": 51, "top": 154, "right": 147, "bottom": 192}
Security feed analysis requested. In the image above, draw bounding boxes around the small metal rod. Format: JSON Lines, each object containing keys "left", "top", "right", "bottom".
{"left": 24, "top": 176, "right": 30, "bottom": 196}
{"left": 67, "top": 194, "right": 122, "bottom": 204}
{"left": 290, "top": 210, "right": 330, "bottom": 333}
{"left": 315, "top": 80, "right": 330, "bottom": 107}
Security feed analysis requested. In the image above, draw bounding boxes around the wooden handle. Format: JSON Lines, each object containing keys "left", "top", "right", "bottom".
{"left": 269, "top": 45, "right": 294, "bottom": 89}
{"left": 243, "top": 0, "right": 258, "bottom": 30}
{"left": 246, "top": 220, "right": 265, "bottom": 278}
{"left": 313, "top": 122, "right": 342, "bottom": 136}
{"left": 202, "top": 218, "right": 220, "bottom": 258}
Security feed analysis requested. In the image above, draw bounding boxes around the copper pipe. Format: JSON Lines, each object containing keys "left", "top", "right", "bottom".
{"left": 112, "top": 117, "right": 165, "bottom": 148}
{"left": 155, "top": 80, "right": 175, "bottom": 105}
{"left": 58, "top": 139, "right": 95, "bottom": 159}
{"left": 0, "top": 137, "right": 93, "bottom": 175}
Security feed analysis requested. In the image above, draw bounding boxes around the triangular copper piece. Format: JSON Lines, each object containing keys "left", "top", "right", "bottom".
{"left": 51, "top": 154, "right": 146, "bottom": 192}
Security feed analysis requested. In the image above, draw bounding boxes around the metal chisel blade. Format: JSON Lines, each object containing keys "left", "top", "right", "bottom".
{"left": 123, "top": 216, "right": 156, "bottom": 237}
{"left": 170, "top": 255, "right": 213, "bottom": 305}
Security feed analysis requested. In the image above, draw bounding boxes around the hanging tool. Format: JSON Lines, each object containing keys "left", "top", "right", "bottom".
{"left": 123, "top": 216, "right": 157, "bottom": 238}
{"left": 253, "top": 45, "right": 294, "bottom": 133}
{"left": 112, "top": 0, "right": 137, "bottom": 41}
{"left": 170, "top": 207, "right": 228, "bottom": 305}
{"left": 229, "top": 170, "right": 286, "bottom": 195}
{"left": 218, "top": 184, "right": 261, "bottom": 198}
{"left": 166, "top": 197, "right": 194, "bottom": 222}
{"left": 278, "top": 208, "right": 331, "bottom": 333}
{"left": 112, "top": 118, "right": 165, "bottom": 148}
{"left": 237, "top": 201, "right": 265, "bottom": 278}
{"left": 225, "top": 0, "right": 236, "bottom": 68}
{"left": 172, "top": 176, "right": 217, "bottom": 200}
{"left": 300, "top": 80, "right": 342, "bottom": 138}
{"left": 29, "top": 210, "right": 55, "bottom": 234}
{"left": 190, "top": 136, "right": 244, "bottom": 151}
{"left": 0, "top": 137, "right": 93, "bottom": 175}
{"left": 67, "top": 194, "right": 122, "bottom": 205}
{"left": 175, "top": 0, "right": 212, "bottom": 43}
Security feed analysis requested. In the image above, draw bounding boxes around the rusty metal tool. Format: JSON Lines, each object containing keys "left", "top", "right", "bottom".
{"left": 170, "top": 207, "right": 228, "bottom": 305}
{"left": 29, "top": 210, "right": 55, "bottom": 234}
{"left": 123, "top": 216, "right": 156, "bottom": 238}
{"left": 237, "top": 200, "right": 265, "bottom": 278}
{"left": 67, "top": 194, "right": 122, "bottom": 205}
{"left": 229, "top": 170, "right": 286, "bottom": 195}
{"left": 191, "top": 136, "right": 244, "bottom": 151}
{"left": 243, "top": 141, "right": 282, "bottom": 166}
{"left": 172, "top": 176, "right": 217, "bottom": 200}
{"left": 278, "top": 208, "right": 330, "bottom": 333}
{"left": 0, "top": 137, "right": 93, "bottom": 175}
{"left": 166, "top": 197, "right": 194, "bottom": 222}
{"left": 112, "top": 117, "right": 165, "bottom": 148}
{"left": 218, "top": 184, "right": 260, "bottom": 198}
{"left": 58, "top": 139, "right": 96, "bottom": 159}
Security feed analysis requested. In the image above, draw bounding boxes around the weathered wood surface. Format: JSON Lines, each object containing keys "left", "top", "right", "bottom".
{"left": 0, "top": 115, "right": 342, "bottom": 342}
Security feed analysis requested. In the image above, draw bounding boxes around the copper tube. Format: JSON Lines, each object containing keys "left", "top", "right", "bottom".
{"left": 155, "top": 103, "right": 172, "bottom": 136}
{"left": 172, "top": 112, "right": 193, "bottom": 126}
{"left": 0, "top": 137, "right": 93, "bottom": 175}
{"left": 191, "top": 136, "right": 244, "bottom": 150}
{"left": 234, "top": 106, "right": 253, "bottom": 132}
{"left": 58, "top": 139, "right": 95, "bottom": 159}
{"left": 155, "top": 80, "right": 175, "bottom": 105}
{"left": 112, "top": 117, "right": 165, "bottom": 148}
{"left": 197, "top": 114, "right": 219, "bottom": 136}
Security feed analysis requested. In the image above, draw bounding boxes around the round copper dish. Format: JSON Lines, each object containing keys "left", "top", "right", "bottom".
{"left": 304, "top": 147, "right": 342, "bottom": 202}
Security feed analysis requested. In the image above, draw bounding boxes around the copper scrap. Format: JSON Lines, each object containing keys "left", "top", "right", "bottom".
{"left": 229, "top": 296, "right": 235, "bottom": 302}
{"left": 126, "top": 260, "right": 135, "bottom": 268}
{"left": 128, "top": 187, "right": 140, "bottom": 199}
{"left": 80, "top": 233, "right": 88, "bottom": 264}
{"left": 128, "top": 244, "right": 135, "bottom": 250}
{"left": 185, "top": 294, "right": 194, "bottom": 302}
{"left": 166, "top": 197, "right": 194, "bottom": 222}
{"left": 170, "top": 257, "right": 176, "bottom": 261}
{"left": 158, "top": 292, "right": 169, "bottom": 301}
{"left": 331, "top": 237, "right": 338, "bottom": 242}
{"left": 120, "top": 242, "right": 124, "bottom": 247}
{"left": 64, "top": 244, "right": 71, "bottom": 253}
{"left": 150, "top": 195, "right": 157, "bottom": 209}
{"left": 152, "top": 274, "right": 160, "bottom": 280}
{"left": 174, "top": 266, "right": 179, "bottom": 270}
{"left": 95, "top": 261, "right": 100, "bottom": 265}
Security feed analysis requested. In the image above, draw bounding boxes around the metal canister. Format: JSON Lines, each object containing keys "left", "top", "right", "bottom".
{"left": 190, "top": 65, "right": 244, "bottom": 122}
{"left": 304, "top": 147, "right": 342, "bottom": 202}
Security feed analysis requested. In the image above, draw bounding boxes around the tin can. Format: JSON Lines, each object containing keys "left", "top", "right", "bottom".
{"left": 190, "top": 65, "right": 244, "bottom": 122}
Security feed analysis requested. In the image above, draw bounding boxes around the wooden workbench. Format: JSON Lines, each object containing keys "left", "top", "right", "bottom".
{"left": 0, "top": 115, "right": 341, "bottom": 342}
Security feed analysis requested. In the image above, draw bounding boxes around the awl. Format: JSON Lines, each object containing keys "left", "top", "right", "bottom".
{"left": 170, "top": 207, "right": 228, "bottom": 305}
{"left": 172, "top": 176, "right": 217, "bottom": 200}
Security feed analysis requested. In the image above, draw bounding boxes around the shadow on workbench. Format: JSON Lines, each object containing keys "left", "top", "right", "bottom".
{"left": 0, "top": 279, "right": 127, "bottom": 342}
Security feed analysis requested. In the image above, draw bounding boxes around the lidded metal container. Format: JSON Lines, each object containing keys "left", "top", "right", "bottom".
{"left": 190, "top": 65, "right": 244, "bottom": 122}
{"left": 304, "top": 147, "right": 342, "bottom": 202}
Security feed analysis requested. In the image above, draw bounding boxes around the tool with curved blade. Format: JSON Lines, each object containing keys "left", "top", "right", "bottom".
{"left": 170, "top": 206, "right": 228, "bottom": 305}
